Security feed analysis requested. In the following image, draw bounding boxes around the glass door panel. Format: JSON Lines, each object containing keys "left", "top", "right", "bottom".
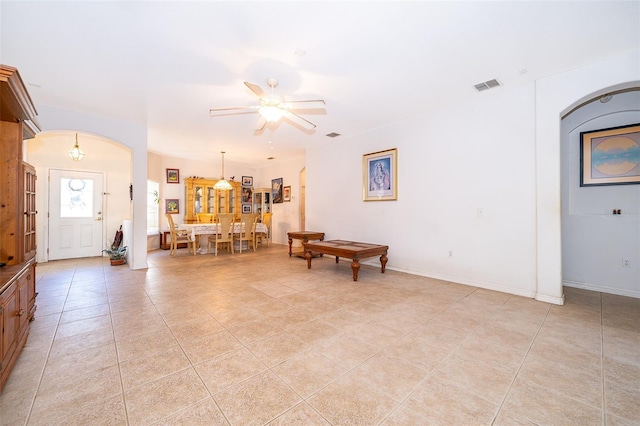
{"left": 194, "top": 186, "right": 203, "bottom": 213}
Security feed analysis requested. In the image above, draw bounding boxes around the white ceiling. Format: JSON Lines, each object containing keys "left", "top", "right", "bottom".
{"left": 2, "top": 1, "right": 638, "bottom": 168}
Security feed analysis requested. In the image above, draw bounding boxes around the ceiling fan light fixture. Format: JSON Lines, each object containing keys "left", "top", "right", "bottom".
{"left": 213, "top": 151, "right": 233, "bottom": 191}
{"left": 69, "top": 133, "right": 85, "bottom": 161}
{"left": 259, "top": 105, "right": 285, "bottom": 123}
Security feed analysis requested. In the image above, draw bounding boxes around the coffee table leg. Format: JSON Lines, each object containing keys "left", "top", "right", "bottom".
{"left": 380, "top": 253, "right": 388, "bottom": 273}
{"left": 305, "top": 250, "right": 312, "bottom": 269}
{"left": 288, "top": 237, "right": 293, "bottom": 256}
{"left": 351, "top": 259, "right": 361, "bottom": 281}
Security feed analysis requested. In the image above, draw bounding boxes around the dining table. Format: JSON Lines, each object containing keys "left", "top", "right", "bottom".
{"left": 178, "top": 222, "right": 269, "bottom": 254}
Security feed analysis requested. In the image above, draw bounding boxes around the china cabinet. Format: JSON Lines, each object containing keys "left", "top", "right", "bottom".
{"left": 0, "top": 65, "right": 40, "bottom": 392}
{"left": 184, "top": 177, "right": 242, "bottom": 223}
{"left": 252, "top": 188, "right": 272, "bottom": 222}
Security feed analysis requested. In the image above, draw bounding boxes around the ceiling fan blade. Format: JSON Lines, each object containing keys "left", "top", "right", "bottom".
{"left": 255, "top": 116, "right": 267, "bottom": 132}
{"left": 209, "top": 106, "right": 258, "bottom": 115}
{"left": 244, "top": 81, "right": 267, "bottom": 99}
{"left": 282, "top": 99, "right": 326, "bottom": 110}
{"left": 284, "top": 111, "right": 316, "bottom": 130}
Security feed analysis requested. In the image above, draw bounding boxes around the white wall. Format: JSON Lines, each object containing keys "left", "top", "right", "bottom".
{"left": 255, "top": 155, "right": 305, "bottom": 245}
{"left": 307, "top": 84, "right": 539, "bottom": 298}
{"left": 27, "top": 132, "right": 132, "bottom": 263}
{"left": 561, "top": 90, "right": 640, "bottom": 297}
{"left": 307, "top": 49, "right": 640, "bottom": 303}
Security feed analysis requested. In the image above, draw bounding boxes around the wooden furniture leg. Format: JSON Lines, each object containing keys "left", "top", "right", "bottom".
{"left": 351, "top": 259, "right": 361, "bottom": 281}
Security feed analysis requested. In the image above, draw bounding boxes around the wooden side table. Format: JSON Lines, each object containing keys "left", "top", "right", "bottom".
{"left": 287, "top": 231, "right": 325, "bottom": 258}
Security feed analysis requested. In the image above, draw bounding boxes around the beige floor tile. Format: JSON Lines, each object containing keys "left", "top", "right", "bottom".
{"left": 180, "top": 329, "right": 243, "bottom": 364}
{"left": 606, "top": 381, "right": 640, "bottom": 423}
{"left": 267, "top": 402, "right": 331, "bottom": 425}
{"left": 152, "top": 398, "right": 229, "bottom": 425}
{"left": 2, "top": 252, "right": 639, "bottom": 425}
{"left": 431, "top": 353, "right": 514, "bottom": 405}
{"left": 246, "top": 332, "right": 308, "bottom": 367}
{"left": 271, "top": 349, "right": 347, "bottom": 398}
{"left": 518, "top": 353, "right": 602, "bottom": 408}
{"left": 502, "top": 377, "right": 602, "bottom": 426}
{"left": 195, "top": 347, "right": 267, "bottom": 395}
{"left": 351, "top": 351, "right": 429, "bottom": 402}
{"left": 120, "top": 344, "right": 191, "bottom": 390}
{"left": 116, "top": 327, "right": 178, "bottom": 362}
{"left": 403, "top": 375, "right": 499, "bottom": 424}
{"left": 214, "top": 370, "right": 301, "bottom": 425}
{"left": 308, "top": 373, "right": 398, "bottom": 425}
{"left": 124, "top": 368, "right": 210, "bottom": 425}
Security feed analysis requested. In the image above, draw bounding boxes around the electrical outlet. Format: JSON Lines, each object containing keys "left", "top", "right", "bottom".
{"left": 622, "top": 258, "right": 631, "bottom": 268}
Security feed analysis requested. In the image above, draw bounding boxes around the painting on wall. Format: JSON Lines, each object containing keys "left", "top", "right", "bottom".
{"left": 363, "top": 148, "right": 397, "bottom": 201}
{"left": 242, "top": 176, "right": 253, "bottom": 187}
{"left": 272, "top": 178, "right": 283, "bottom": 204}
{"left": 283, "top": 186, "right": 291, "bottom": 202}
{"left": 580, "top": 123, "right": 640, "bottom": 187}
{"left": 166, "top": 199, "right": 179, "bottom": 214}
{"left": 166, "top": 168, "right": 180, "bottom": 184}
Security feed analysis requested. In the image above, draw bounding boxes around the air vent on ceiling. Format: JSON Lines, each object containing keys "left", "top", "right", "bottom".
{"left": 326, "top": 132, "right": 341, "bottom": 138}
{"left": 474, "top": 79, "right": 501, "bottom": 92}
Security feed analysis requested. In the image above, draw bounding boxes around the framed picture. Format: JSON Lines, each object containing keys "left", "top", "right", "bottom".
{"left": 241, "top": 187, "right": 253, "bottom": 204}
{"left": 166, "top": 199, "right": 179, "bottom": 214}
{"left": 272, "top": 177, "right": 283, "bottom": 204}
{"left": 580, "top": 123, "right": 640, "bottom": 187}
{"left": 242, "top": 204, "right": 252, "bottom": 213}
{"left": 363, "top": 148, "right": 398, "bottom": 201}
{"left": 283, "top": 185, "right": 291, "bottom": 202}
{"left": 166, "top": 168, "right": 180, "bottom": 184}
{"left": 242, "top": 176, "right": 253, "bottom": 187}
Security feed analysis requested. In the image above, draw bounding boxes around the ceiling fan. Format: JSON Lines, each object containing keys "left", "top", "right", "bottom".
{"left": 209, "top": 78, "right": 326, "bottom": 131}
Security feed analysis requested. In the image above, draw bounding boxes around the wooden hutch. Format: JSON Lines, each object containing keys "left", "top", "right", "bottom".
{"left": 0, "top": 65, "right": 39, "bottom": 392}
{"left": 183, "top": 177, "right": 242, "bottom": 223}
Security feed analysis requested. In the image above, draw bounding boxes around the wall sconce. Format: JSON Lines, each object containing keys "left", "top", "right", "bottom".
{"left": 69, "top": 133, "right": 85, "bottom": 161}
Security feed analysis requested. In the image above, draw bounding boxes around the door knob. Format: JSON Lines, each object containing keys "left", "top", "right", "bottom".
{"left": 96, "top": 217, "right": 102, "bottom": 221}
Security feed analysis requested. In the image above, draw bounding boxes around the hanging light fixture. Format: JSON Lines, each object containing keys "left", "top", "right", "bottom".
{"left": 68, "top": 133, "right": 85, "bottom": 161}
{"left": 213, "top": 151, "right": 233, "bottom": 191}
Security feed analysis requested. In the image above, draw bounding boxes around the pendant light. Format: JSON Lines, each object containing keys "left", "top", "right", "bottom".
{"left": 213, "top": 151, "right": 233, "bottom": 190}
{"left": 68, "top": 133, "right": 85, "bottom": 161}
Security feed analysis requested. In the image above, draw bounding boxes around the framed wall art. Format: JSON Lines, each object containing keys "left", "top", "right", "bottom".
{"left": 272, "top": 177, "right": 283, "bottom": 204}
{"left": 242, "top": 204, "right": 252, "bottom": 213}
{"left": 242, "top": 176, "right": 253, "bottom": 187}
{"left": 363, "top": 148, "right": 397, "bottom": 201}
{"left": 166, "top": 199, "right": 179, "bottom": 214}
{"left": 241, "top": 187, "right": 253, "bottom": 204}
{"left": 283, "top": 186, "right": 291, "bottom": 202}
{"left": 166, "top": 168, "right": 180, "bottom": 184}
{"left": 580, "top": 123, "right": 640, "bottom": 187}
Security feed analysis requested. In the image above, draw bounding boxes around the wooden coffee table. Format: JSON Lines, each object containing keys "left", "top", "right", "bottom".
{"left": 304, "top": 240, "right": 388, "bottom": 281}
{"left": 288, "top": 231, "right": 325, "bottom": 257}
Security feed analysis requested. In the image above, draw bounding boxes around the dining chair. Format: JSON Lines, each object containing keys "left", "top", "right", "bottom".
{"left": 207, "top": 213, "right": 235, "bottom": 256}
{"left": 196, "top": 213, "right": 216, "bottom": 223}
{"left": 165, "top": 213, "right": 196, "bottom": 255}
{"left": 234, "top": 213, "right": 259, "bottom": 253}
{"left": 257, "top": 212, "right": 272, "bottom": 247}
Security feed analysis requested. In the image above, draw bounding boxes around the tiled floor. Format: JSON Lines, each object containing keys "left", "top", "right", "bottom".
{"left": 1, "top": 244, "right": 639, "bottom": 425}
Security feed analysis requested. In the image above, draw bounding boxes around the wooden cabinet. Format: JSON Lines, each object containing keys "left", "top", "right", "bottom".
{"left": 0, "top": 65, "right": 39, "bottom": 392}
{"left": 0, "top": 259, "right": 35, "bottom": 391}
{"left": 252, "top": 188, "right": 272, "bottom": 222}
{"left": 184, "top": 178, "right": 241, "bottom": 223}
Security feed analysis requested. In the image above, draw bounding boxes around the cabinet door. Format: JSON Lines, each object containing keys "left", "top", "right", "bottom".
{"left": 206, "top": 186, "right": 215, "bottom": 214}
{"left": 23, "top": 163, "right": 37, "bottom": 261}
{"left": 0, "top": 283, "right": 18, "bottom": 362}
{"left": 17, "top": 273, "right": 29, "bottom": 336}
{"left": 194, "top": 185, "right": 203, "bottom": 214}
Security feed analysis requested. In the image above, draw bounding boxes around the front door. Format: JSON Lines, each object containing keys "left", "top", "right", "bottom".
{"left": 49, "top": 169, "right": 104, "bottom": 260}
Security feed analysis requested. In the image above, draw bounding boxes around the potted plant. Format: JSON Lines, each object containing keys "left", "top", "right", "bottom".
{"left": 103, "top": 245, "right": 127, "bottom": 266}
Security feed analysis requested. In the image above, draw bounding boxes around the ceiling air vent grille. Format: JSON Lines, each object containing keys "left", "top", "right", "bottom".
{"left": 474, "top": 79, "right": 501, "bottom": 92}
